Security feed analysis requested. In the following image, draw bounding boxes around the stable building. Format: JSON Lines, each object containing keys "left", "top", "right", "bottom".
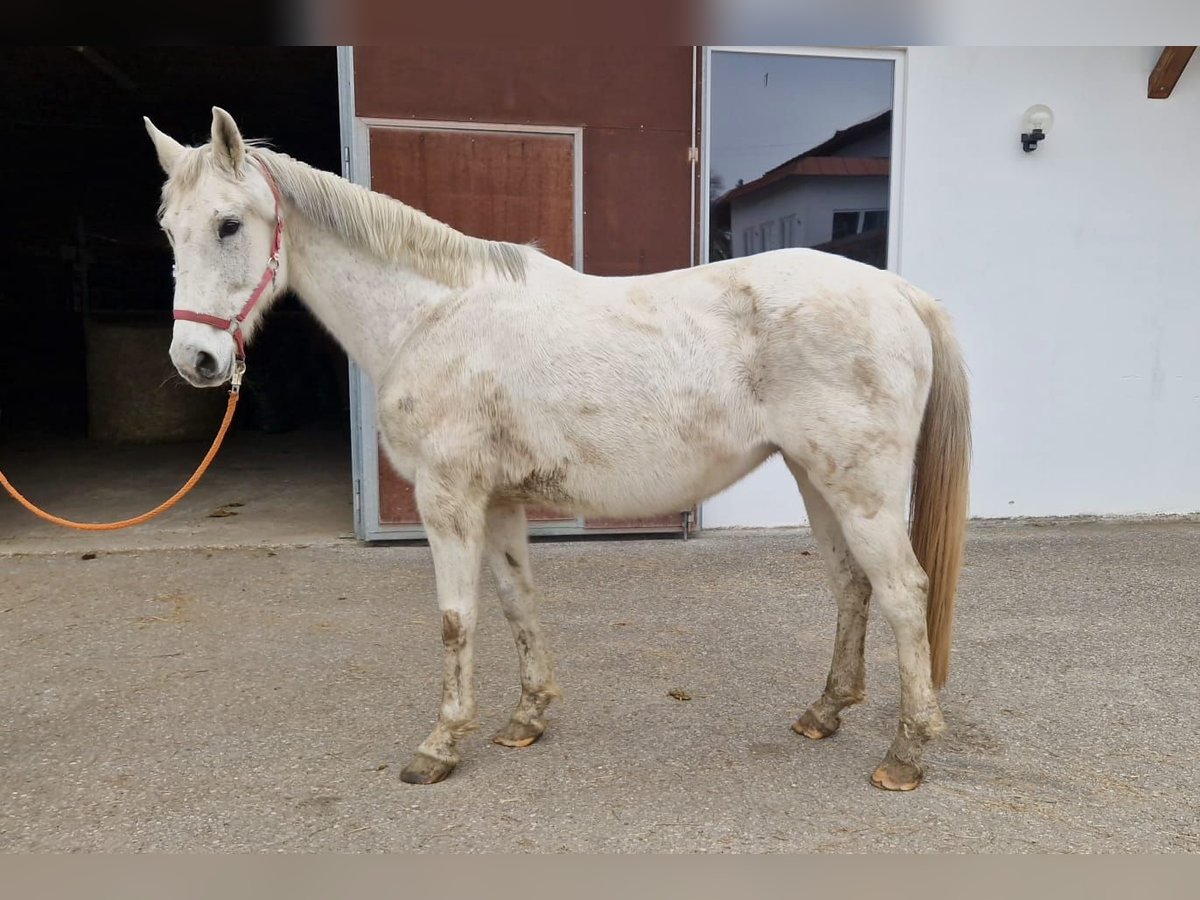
{"left": 1, "top": 46, "right": 1196, "bottom": 547}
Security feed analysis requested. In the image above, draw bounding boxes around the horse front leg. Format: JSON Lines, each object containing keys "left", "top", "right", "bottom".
{"left": 399, "top": 471, "right": 487, "bottom": 785}
{"left": 485, "top": 502, "right": 561, "bottom": 748}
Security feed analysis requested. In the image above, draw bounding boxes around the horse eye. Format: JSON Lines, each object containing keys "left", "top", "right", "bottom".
{"left": 218, "top": 218, "right": 241, "bottom": 238}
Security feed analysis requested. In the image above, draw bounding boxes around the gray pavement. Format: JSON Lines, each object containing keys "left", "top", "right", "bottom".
{"left": 1, "top": 520, "right": 1198, "bottom": 852}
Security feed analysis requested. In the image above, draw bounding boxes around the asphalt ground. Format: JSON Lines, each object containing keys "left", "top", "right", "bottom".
{"left": 2, "top": 520, "right": 1198, "bottom": 851}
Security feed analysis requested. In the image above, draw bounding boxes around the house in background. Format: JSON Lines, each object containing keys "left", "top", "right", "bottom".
{"left": 713, "top": 110, "right": 892, "bottom": 269}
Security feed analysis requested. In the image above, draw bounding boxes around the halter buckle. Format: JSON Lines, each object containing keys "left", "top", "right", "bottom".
{"left": 230, "top": 360, "right": 247, "bottom": 395}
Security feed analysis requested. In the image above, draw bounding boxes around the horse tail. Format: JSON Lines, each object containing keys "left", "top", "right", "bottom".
{"left": 908, "top": 296, "right": 971, "bottom": 689}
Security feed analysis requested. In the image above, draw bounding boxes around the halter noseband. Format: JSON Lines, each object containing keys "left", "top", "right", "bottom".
{"left": 172, "top": 155, "right": 285, "bottom": 367}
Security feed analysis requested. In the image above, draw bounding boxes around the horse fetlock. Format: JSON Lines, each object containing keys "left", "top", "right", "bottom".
{"left": 822, "top": 668, "right": 866, "bottom": 704}
{"left": 419, "top": 713, "right": 476, "bottom": 759}
{"left": 832, "top": 686, "right": 867, "bottom": 707}
{"left": 795, "top": 684, "right": 867, "bottom": 739}
{"left": 510, "top": 681, "right": 559, "bottom": 717}
{"left": 528, "top": 682, "right": 562, "bottom": 711}
{"left": 900, "top": 706, "right": 944, "bottom": 742}
{"left": 442, "top": 715, "right": 480, "bottom": 743}
{"left": 875, "top": 714, "right": 939, "bottom": 788}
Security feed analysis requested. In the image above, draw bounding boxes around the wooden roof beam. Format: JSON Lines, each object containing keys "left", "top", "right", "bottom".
{"left": 1148, "top": 46, "right": 1195, "bottom": 99}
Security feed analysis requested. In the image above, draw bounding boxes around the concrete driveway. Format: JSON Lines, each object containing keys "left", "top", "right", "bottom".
{"left": 1, "top": 521, "right": 1197, "bottom": 851}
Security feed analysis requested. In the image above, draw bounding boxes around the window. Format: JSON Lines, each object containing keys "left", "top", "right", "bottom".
{"left": 780, "top": 214, "right": 802, "bottom": 248}
{"left": 743, "top": 219, "right": 796, "bottom": 256}
{"left": 831, "top": 211, "right": 860, "bottom": 241}
{"left": 707, "top": 48, "right": 899, "bottom": 270}
{"left": 862, "top": 209, "right": 888, "bottom": 232}
{"left": 832, "top": 209, "right": 889, "bottom": 240}
{"left": 762, "top": 220, "right": 778, "bottom": 251}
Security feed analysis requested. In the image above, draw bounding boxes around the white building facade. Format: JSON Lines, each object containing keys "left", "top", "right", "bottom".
{"left": 702, "top": 46, "right": 1200, "bottom": 527}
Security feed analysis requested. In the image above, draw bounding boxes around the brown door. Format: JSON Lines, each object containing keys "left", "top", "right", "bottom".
{"left": 368, "top": 124, "right": 577, "bottom": 527}
{"left": 366, "top": 122, "right": 687, "bottom": 536}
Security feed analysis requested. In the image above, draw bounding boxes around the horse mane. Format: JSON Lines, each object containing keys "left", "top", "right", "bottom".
{"left": 160, "top": 144, "right": 530, "bottom": 288}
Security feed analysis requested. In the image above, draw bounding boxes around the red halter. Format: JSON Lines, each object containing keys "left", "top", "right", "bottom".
{"left": 172, "top": 155, "right": 285, "bottom": 362}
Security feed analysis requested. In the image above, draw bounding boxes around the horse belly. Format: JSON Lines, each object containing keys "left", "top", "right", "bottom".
{"left": 562, "top": 439, "right": 775, "bottom": 518}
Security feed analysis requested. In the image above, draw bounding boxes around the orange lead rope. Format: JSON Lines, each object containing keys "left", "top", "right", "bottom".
{"left": 0, "top": 365, "right": 243, "bottom": 531}
{"left": 4, "top": 157, "right": 279, "bottom": 533}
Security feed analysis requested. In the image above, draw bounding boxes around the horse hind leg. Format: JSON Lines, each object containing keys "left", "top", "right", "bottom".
{"left": 784, "top": 458, "right": 871, "bottom": 741}
{"left": 484, "top": 502, "right": 561, "bottom": 748}
{"left": 835, "top": 490, "right": 942, "bottom": 789}
{"left": 785, "top": 440, "right": 944, "bottom": 791}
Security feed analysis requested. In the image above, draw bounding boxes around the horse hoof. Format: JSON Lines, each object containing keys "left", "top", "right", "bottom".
{"left": 792, "top": 709, "right": 839, "bottom": 740}
{"left": 399, "top": 753, "right": 456, "bottom": 785}
{"left": 492, "top": 720, "right": 545, "bottom": 748}
{"left": 869, "top": 759, "right": 923, "bottom": 792}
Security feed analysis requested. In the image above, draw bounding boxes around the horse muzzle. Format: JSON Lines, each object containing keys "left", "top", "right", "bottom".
{"left": 172, "top": 343, "right": 234, "bottom": 388}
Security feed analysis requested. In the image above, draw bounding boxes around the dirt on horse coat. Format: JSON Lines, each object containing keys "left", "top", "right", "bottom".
{"left": 146, "top": 108, "right": 971, "bottom": 791}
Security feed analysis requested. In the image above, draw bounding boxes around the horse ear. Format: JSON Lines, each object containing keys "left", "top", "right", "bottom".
{"left": 210, "top": 106, "right": 246, "bottom": 174}
{"left": 143, "top": 117, "right": 185, "bottom": 174}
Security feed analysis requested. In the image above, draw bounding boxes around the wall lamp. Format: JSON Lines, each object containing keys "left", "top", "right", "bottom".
{"left": 1021, "top": 104, "right": 1054, "bottom": 152}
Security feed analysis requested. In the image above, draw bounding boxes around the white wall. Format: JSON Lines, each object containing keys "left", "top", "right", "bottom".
{"left": 703, "top": 47, "right": 1200, "bottom": 527}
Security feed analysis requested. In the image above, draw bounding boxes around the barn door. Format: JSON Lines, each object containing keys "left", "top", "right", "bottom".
{"left": 358, "top": 121, "right": 581, "bottom": 534}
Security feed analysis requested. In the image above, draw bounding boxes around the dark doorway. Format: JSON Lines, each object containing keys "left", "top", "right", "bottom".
{"left": 0, "top": 47, "right": 352, "bottom": 546}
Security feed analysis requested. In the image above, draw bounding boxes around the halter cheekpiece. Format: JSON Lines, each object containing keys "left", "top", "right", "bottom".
{"left": 172, "top": 154, "right": 284, "bottom": 366}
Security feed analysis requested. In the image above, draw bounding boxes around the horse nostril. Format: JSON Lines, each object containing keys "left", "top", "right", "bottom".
{"left": 195, "top": 351, "right": 218, "bottom": 379}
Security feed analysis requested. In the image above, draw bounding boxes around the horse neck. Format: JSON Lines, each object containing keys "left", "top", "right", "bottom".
{"left": 282, "top": 210, "right": 454, "bottom": 385}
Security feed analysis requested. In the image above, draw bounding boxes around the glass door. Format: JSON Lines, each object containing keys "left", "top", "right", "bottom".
{"left": 701, "top": 47, "right": 905, "bottom": 529}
